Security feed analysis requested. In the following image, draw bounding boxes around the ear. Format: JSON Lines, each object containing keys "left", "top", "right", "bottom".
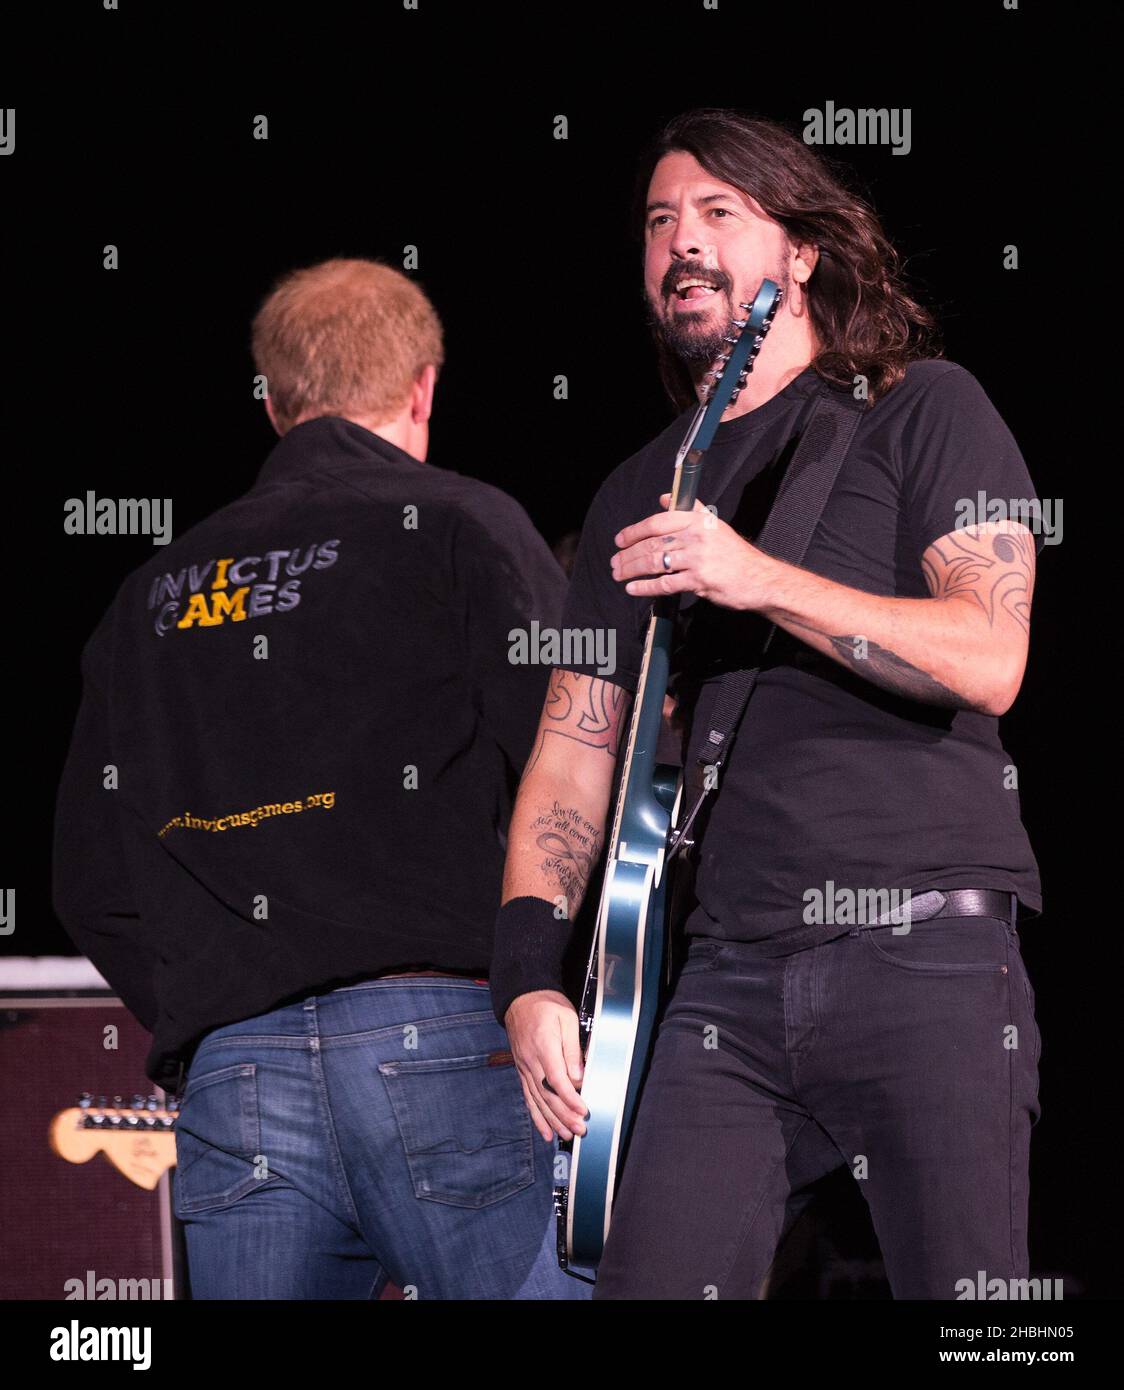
{"left": 264, "top": 395, "right": 282, "bottom": 436}
{"left": 412, "top": 363, "right": 437, "bottom": 424}
{"left": 791, "top": 238, "right": 820, "bottom": 285}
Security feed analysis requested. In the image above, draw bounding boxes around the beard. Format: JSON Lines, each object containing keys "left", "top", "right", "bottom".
{"left": 646, "top": 264, "right": 790, "bottom": 369}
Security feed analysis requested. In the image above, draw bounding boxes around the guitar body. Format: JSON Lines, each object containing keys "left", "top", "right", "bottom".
{"left": 565, "top": 760, "right": 679, "bottom": 1266}
{"left": 559, "top": 282, "right": 783, "bottom": 1272}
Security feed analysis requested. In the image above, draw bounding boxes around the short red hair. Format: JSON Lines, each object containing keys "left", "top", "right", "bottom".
{"left": 251, "top": 258, "right": 445, "bottom": 432}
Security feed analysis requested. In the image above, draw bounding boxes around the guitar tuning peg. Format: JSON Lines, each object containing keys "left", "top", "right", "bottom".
{"left": 112, "top": 1096, "right": 123, "bottom": 1108}
{"left": 78, "top": 1093, "right": 92, "bottom": 1108}
{"left": 131, "top": 1094, "right": 144, "bottom": 1109}
{"left": 96, "top": 1096, "right": 107, "bottom": 1109}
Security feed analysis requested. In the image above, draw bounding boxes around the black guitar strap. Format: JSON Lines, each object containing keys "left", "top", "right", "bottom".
{"left": 668, "top": 384, "right": 866, "bottom": 860}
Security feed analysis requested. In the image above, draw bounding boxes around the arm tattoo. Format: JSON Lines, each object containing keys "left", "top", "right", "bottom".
{"left": 525, "top": 669, "right": 628, "bottom": 775}
{"left": 532, "top": 801, "right": 602, "bottom": 918}
{"left": 820, "top": 631, "right": 964, "bottom": 707}
{"left": 921, "top": 526, "right": 1035, "bottom": 636}
{"left": 785, "top": 524, "right": 1035, "bottom": 709}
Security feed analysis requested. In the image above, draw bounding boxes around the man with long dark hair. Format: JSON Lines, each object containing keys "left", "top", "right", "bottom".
{"left": 490, "top": 111, "right": 1042, "bottom": 1298}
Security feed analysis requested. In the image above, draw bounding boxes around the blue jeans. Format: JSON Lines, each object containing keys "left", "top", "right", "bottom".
{"left": 595, "top": 910, "right": 1042, "bottom": 1299}
{"left": 172, "top": 977, "right": 588, "bottom": 1300}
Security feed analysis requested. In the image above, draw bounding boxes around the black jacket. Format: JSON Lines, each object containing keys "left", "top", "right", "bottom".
{"left": 53, "top": 417, "right": 566, "bottom": 1085}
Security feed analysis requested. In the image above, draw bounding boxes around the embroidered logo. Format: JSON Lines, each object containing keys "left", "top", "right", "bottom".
{"left": 146, "top": 539, "right": 340, "bottom": 636}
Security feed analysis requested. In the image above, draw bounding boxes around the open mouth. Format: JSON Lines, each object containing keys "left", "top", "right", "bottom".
{"left": 673, "top": 277, "right": 722, "bottom": 305}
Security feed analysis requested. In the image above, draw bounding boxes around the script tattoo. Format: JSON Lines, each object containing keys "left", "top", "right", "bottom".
{"left": 526, "top": 669, "right": 629, "bottom": 775}
{"left": 921, "top": 524, "right": 1035, "bottom": 636}
{"left": 532, "top": 801, "right": 602, "bottom": 918}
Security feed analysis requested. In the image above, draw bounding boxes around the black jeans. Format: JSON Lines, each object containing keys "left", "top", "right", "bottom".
{"left": 593, "top": 909, "right": 1041, "bottom": 1300}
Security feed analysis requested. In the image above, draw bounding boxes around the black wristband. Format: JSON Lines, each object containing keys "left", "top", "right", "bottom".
{"left": 490, "top": 896, "right": 575, "bottom": 1026}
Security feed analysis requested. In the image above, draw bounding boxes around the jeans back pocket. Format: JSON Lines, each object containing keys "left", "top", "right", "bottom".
{"left": 378, "top": 1052, "right": 534, "bottom": 1209}
{"left": 173, "top": 1062, "right": 271, "bottom": 1216}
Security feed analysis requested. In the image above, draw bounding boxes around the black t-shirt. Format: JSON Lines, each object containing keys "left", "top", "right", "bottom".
{"left": 557, "top": 360, "right": 1043, "bottom": 954}
{"left": 53, "top": 417, "right": 567, "bottom": 1083}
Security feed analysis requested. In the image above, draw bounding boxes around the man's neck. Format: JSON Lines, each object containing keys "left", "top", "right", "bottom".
{"left": 714, "top": 356, "right": 814, "bottom": 421}
{"left": 697, "top": 309, "right": 820, "bottom": 422}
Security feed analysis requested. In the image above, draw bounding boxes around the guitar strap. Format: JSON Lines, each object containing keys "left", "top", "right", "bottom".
{"left": 668, "top": 383, "right": 866, "bottom": 861}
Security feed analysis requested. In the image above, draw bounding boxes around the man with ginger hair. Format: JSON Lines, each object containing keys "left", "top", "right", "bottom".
{"left": 54, "top": 258, "right": 586, "bottom": 1300}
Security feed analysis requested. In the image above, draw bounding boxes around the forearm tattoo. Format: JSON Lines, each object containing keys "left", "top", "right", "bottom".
{"left": 819, "top": 631, "right": 964, "bottom": 706}
{"left": 532, "top": 800, "right": 603, "bottom": 918}
{"left": 526, "top": 669, "right": 628, "bottom": 775}
{"left": 784, "top": 525, "right": 1035, "bottom": 709}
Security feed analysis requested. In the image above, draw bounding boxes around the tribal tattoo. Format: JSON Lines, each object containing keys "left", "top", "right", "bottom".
{"left": 784, "top": 524, "right": 1035, "bottom": 709}
{"left": 525, "top": 669, "right": 629, "bottom": 775}
{"left": 921, "top": 524, "right": 1035, "bottom": 636}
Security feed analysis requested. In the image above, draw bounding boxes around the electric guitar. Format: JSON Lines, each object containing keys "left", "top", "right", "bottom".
{"left": 559, "top": 279, "right": 783, "bottom": 1272}
{"left": 50, "top": 1093, "right": 179, "bottom": 1190}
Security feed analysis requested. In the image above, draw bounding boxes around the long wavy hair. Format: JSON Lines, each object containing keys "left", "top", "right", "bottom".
{"left": 633, "top": 109, "right": 941, "bottom": 409}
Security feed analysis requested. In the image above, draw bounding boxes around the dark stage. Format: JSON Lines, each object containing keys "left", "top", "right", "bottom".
{"left": 1, "top": 0, "right": 1107, "bottom": 1338}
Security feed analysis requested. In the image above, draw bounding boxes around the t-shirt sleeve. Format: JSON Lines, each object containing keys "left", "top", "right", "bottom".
{"left": 899, "top": 365, "right": 1046, "bottom": 558}
{"left": 554, "top": 472, "right": 647, "bottom": 695}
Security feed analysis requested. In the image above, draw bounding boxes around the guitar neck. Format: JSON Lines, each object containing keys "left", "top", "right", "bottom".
{"left": 598, "top": 283, "right": 783, "bottom": 883}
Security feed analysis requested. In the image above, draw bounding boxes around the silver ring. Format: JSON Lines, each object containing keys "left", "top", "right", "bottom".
{"left": 662, "top": 550, "right": 673, "bottom": 571}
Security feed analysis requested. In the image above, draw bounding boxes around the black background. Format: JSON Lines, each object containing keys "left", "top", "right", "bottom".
{"left": 4, "top": 1, "right": 1106, "bottom": 1298}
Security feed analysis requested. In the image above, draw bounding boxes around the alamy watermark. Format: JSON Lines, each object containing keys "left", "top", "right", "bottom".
{"left": 508, "top": 621, "right": 616, "bottom": 677}
{"left": 954, "top": 1270, "right": 1065, "bottom": 1301}
{"left": 50, "top": 1321, "right": 151, "bottom": 1370}
{"left": 803, "top": 881, "right": 913, "bottom": 929}
{"left": 803, "top": 103, "right": 911, "bottom": 156}
{"left": 64, "top": 1269, "right": 174, "bottom": 1300}
{"left": 64, "top": 492, "right": 173, "bottom": 546}
{"left": 955, "top": 491, "right": 1062, "bottom": 546}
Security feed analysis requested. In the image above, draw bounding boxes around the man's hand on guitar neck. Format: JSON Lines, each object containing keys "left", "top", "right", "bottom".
{"left": 498, "top": 669, "right": 632, "bottom": 1140}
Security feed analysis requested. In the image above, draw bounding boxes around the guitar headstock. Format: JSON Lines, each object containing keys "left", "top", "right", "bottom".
{"left": 50, "top": 1094, "right": 179, "bottom": 1190}
{"left": 699, "top": 280, "right": 784, "bottom": 411}
{"left": 73, "top": 1092, "right": 179, "bottom": 1130}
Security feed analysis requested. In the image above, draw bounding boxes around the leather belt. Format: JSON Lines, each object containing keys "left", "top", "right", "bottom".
{"left": 871, "top": 888, "right": 1014, "bottom": 927}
